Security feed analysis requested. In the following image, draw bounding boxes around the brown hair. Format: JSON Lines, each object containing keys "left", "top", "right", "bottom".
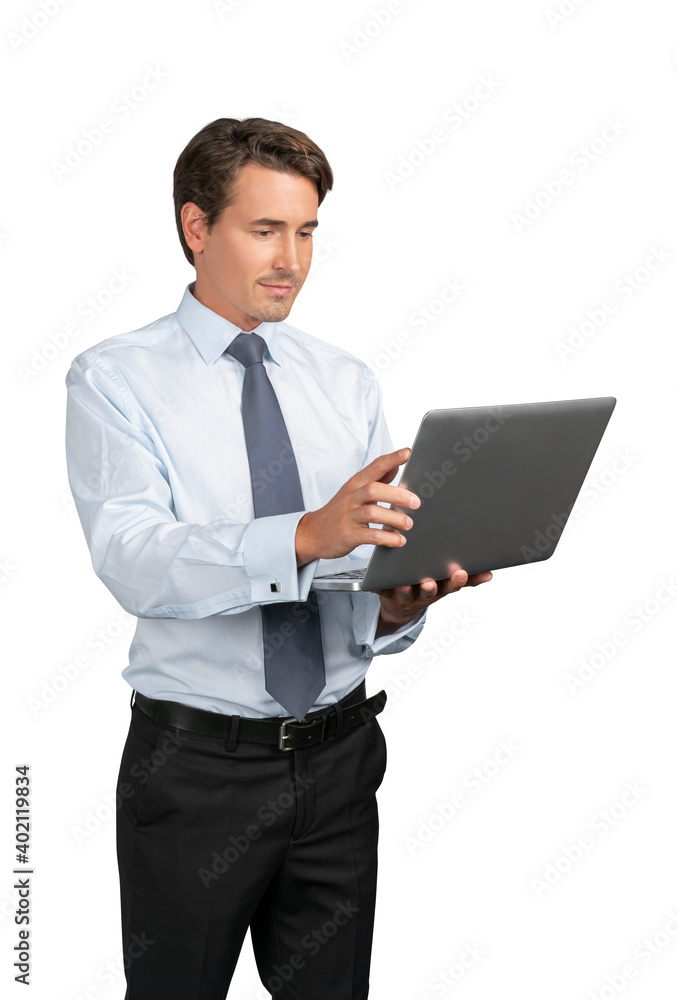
{"left": 173, "top": 117, "right": 334, "bottom": 266}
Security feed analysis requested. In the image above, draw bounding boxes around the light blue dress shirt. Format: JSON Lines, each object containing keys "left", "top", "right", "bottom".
{"left": 65, "top": 284, "right": 427, "bottom": 718}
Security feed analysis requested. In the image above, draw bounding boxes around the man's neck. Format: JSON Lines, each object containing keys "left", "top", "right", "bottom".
{"left": 189, "top": 279, "right": 261, "bottom": 332}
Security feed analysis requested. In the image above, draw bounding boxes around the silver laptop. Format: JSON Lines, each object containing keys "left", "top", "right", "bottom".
{"left": 310, "top": 396, "right": 616, "bottom": 592}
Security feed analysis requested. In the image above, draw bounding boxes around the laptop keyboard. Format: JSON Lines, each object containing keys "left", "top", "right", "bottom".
{"left": 317, "top": 568, "right": 366, "bottom": 580}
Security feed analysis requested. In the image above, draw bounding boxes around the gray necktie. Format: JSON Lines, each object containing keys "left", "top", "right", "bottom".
{"left": 226, "top": 330, "right": 326, "bottom": 721}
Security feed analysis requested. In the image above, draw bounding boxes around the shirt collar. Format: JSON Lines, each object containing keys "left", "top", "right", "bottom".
{"left": 176, "top": 283, "right": 283, "bottom": 368}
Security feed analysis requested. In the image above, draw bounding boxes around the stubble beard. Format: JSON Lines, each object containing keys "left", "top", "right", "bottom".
{"left": 252, "top": 281, "right": 300, "bottom": 323}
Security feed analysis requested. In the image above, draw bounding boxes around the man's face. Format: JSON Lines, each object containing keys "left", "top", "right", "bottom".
{"left": 183, "top": 162, "right": 319, "bottom": 330}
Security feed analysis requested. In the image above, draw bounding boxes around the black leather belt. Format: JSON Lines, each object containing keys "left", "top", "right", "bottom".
{"left": 132, "top": 681, "right": 386, "bottom": 752}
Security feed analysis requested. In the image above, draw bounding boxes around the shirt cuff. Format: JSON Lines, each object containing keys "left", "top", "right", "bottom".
{"left": 243, "top": 511, "right": 318, "bottom": 604}
{"left": 353, "top": 590, "right": 427, "bottom": 657}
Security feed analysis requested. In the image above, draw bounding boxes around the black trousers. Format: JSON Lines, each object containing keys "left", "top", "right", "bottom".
{"left": 115, "top": 683, "right": 387, "bottom": 1000}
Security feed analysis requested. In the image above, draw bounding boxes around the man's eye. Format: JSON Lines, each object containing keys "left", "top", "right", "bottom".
{"left": 253, "top": 230, "right": 313, "bottom": 238}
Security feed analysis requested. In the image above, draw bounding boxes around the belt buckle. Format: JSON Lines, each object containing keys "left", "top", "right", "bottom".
{"left": 278, "top": 715, "right": 325, "bottom": 751}
{"left": 278, "top": 718, "right": 296, "bottom": 751}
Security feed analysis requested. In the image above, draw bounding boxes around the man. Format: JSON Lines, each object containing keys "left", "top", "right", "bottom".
{"left": 65, "top": 117, "right": 492, "bottom": 1000}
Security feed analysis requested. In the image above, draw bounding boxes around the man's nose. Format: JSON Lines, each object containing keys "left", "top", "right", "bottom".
{"left": 271, "top": 235, "right": 304, "bottom": 273}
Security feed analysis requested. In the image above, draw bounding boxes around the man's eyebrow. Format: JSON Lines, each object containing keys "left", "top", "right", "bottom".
{"left": 249, "top": 218, "right": 319, "bottom": 228}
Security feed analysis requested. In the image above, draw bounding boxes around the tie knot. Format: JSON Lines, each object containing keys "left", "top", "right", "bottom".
{"left": 226, "top": 331, "right": 267, "bottom": 368}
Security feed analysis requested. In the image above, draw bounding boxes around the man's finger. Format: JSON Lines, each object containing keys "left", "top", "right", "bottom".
{"left": 352, "top": 449, "right": 422, "bottom": 513}
{"left": 356, "top": 448, "right": 411, "bottom": 487}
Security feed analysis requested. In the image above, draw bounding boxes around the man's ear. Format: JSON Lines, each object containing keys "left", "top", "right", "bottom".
{"left": 181, "top": 202, "right": 207, "bottom": 258}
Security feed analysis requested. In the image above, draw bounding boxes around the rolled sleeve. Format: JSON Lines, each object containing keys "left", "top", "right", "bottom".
{"left": 352, "top": 590, "right": 427, "bottom": 656}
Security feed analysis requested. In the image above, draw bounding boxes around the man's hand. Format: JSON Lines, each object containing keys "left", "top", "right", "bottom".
{"left": 294, "top": 448, "right": 494, "bottom": 637}
{"left": 295, "top": 448, "right": 420, "bottom": 566}
{"left": 373, "top": 564, "right": 493, "bottom": 636}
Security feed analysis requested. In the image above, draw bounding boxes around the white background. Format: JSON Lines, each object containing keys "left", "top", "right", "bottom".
{"left": 2, "top": 0, "right": 677, "bottom": 998}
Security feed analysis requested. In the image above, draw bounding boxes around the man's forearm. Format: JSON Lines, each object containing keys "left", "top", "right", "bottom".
{"left": 375, "top": 605, "right": 421, "bottom": 638}
{"left": 375, "top": 610, "right": 402, "bottom": 638}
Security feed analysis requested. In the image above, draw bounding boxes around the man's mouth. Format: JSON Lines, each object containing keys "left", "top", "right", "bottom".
{"left": 259, "top": 283, "right": 294, "bottom": 296}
